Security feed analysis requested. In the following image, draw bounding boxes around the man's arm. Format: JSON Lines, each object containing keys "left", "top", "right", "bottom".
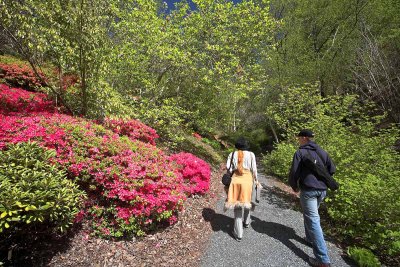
{"left": 325, "top": 154, "right": 336, "bottom": 175}
{"left": 288, "top": 151, "right": 301, "bottom": 191}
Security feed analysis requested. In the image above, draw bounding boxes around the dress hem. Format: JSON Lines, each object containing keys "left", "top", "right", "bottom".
{"left": 224, "top": 202, "right": 252, "bottom": 209}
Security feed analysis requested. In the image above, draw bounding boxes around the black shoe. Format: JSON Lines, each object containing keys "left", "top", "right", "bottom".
{"left": 243, "top": 223, "right": 250, "bottom": 228}
{"left": 309, "top": 257, "right": 331, "bottom": 267}
{"left": 232, "top": 231, "right": 242, "bottom": 242}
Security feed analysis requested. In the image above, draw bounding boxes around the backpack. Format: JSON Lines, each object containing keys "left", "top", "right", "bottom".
{"left": 301, "top": 149, "right": 339, "bottom": 191}
{"left": 221, "top": 152, "right": 235, "bottom": 186}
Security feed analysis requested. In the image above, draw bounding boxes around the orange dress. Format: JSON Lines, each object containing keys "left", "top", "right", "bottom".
{"left": 225, "top": 169, "right": 254, "bottom": 209}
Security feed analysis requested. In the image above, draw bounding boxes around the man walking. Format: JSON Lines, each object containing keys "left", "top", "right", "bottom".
{"left": 289, "top": 129, "right": 336, "bottom": 267}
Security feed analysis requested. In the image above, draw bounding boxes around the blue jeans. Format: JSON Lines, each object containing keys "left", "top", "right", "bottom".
{"left": 300, "top": 190, "right": 330, "bottom": 264}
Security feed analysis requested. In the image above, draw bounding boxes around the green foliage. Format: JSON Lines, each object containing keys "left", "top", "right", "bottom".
{"left": 131, "top": 94, "right": 225, "bottom": 163}
{"left": 263, "top": 84, "right": 400, "bottom": 258}
{"left": 134, "top": 98, "right": 190, "bottom": 147}
{"left": 85, "top": 205, "right": 145, "bottom": 239}
{"left": 263, "top": 143, "right": 296, "bottom": 178}
{"left": 0, "top": 142, "right": 85, "bottom": 233}
{"left": 201, "top": 137, "right": 221, "bottom": 151}
{"left": 107, "top": 0, "right": 277, "bottom": 134}
{"left": 248, "top": 129, "right": 272, "bottom": 153}
{"left": 348, "top": 247, "right": 381, "bottom": 267}
{"left": 267, "top": 0, "right": 400, "bottom": 123}
{"left": 0, "top": 55, "right": 29, "bottom": 66}
{"left": 268, "top": 0, "right": 367, "bottom": 94}
{"left": 1, "top": 0, "right": 280, "bottom": 134}
{"left": 86, "top": 80, "right": 137, "bottom": 120}
{"left": 265, "top": 83, "right": 323, "bottom": 139}
{"left": 0, "top": 0, "right": 116, "bottom": 116}
{"left": 327, "top": 129, "right": 400, "bottom": 256}
{"left": 228, "top": 128, "right": 273, "bottom": 154}
{"left": 177, "top": 134, "right": 223, "bottom": 166}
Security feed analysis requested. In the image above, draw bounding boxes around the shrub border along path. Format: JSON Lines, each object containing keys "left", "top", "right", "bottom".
{"left": 4, "top": 164, "right": 357, "bottom": 266}
{"left": 43, "top": 166, "right": 224, "bottom": 267}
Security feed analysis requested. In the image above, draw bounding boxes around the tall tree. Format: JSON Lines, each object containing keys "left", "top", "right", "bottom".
{"left": 268, "top": 0, "right": 400, "bottom": 123}
{"left": 108, "top": 0, "right": 277, "bottom": 133}
{"left": 0, "top": 0, "right": 114, "bottom": 116}
{"left": 269, "top": 0, "right": 368, "bottom": 95}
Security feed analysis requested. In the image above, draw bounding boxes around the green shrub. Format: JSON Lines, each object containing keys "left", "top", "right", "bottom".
{"left": 262, "top": 143, "right": 296, "bottom": 178}
{"left": 348, "top": 247, "right": 381, "bottom": 267}
{"left": 0, "top": 55, "right": 29, "bottom": 66}
{"left": 134, "top": 98, "right": 191, "bottom": 147}
{"left": 326, "top": 127, "right": 400, "bottom": 255}
{"left": 201, "top": 137, "right": 221, "bottom": 150}
{"left": 178, "top": 134, "right": 223, "bottom": 165}
{"left": 0, "top": 142, "right": 85, "bottom": 233}
{"left": 85, "top": 80, "right": 137, "bottom": 120}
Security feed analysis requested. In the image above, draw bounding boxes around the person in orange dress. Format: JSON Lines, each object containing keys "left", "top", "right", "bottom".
{"left": 225, "top": 137, "right": 258, "bottom": 241}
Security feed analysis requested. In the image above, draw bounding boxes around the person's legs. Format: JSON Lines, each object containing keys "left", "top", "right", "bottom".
{"left": 304, "top": 218, "right": 312, "bottom": 243}
{"left": 243, "top": 208, "right": 251, "bottom": 227}
{"left": 224, "top": 185, "right": 229, "bottom": 199}
{"left": 233, "top": 206, "right": 243, "bottom": 239}
{"left": 300, "top": 190, "right": 330, "bottom": 264}
{"left": 302, "top": 190, "right": 326, "bottom": 243}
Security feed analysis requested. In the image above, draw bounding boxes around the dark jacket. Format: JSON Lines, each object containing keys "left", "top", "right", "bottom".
{"left": 289, "top": 141, "right": 336, "bottom": 191}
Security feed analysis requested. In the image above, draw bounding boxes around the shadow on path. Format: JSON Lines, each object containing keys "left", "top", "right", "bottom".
{"left": 250, "top": 215, "right": 310, "bottom": 263}
{"left": 202, "top": 208, "right": 232, "bottom": 233}
{"left": 202, "top": 208, "right": 310, "bottom": 263}
{"left": 202, "top": 208, "right": 236, "bottom": 239}
{"left": 260, "top": 186, "right": 301, "bottom": 211}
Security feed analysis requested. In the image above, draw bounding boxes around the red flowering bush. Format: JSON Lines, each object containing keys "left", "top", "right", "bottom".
{"left": 0, "top": 84, "right": 56, "bottom": 114}
{"left": 0, "top": 62, "right": 46, "bottom": 90}
{"left": 169, "top": 152, "right": 211, "bottom": 195}
{"left": 102, "top": 118, "right": 159, "bottom": 145}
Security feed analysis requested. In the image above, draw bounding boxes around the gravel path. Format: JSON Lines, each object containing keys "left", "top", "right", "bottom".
{"left": 201, "top": 170, "right": 356, "bottom": 267}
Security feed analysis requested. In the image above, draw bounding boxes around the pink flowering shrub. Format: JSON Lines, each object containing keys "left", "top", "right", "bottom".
{"left": 169, "top": 152, "right": 211, "bottom": 195}
{"left": 192, "top": 132, "right": 202, "bottom": 140}
{"left": 0, "top": 113, "right": 190, "bottom": 238}
{"left": 0, "top": 62, "right": 47, "bottom": 90}
{"left": 0, "top": 75, "right": 211, "bottom": 238}
{"left": 102, "top": 118, "right": 159, "bottom": 145}
{"left": 0, "top": 84, "right": 56, "bottom": 114}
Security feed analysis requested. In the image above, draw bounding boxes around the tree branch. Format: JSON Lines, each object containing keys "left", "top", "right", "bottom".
{"left": 0, "top": 23, "right": 74, "bottom": 115}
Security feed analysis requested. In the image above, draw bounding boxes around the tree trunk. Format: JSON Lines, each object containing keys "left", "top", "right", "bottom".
{"left": 269, "top": 120, "right": 279, "bottom": 143}
{"left": 79, "top": 0, "right": 87, "bottom": 117}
